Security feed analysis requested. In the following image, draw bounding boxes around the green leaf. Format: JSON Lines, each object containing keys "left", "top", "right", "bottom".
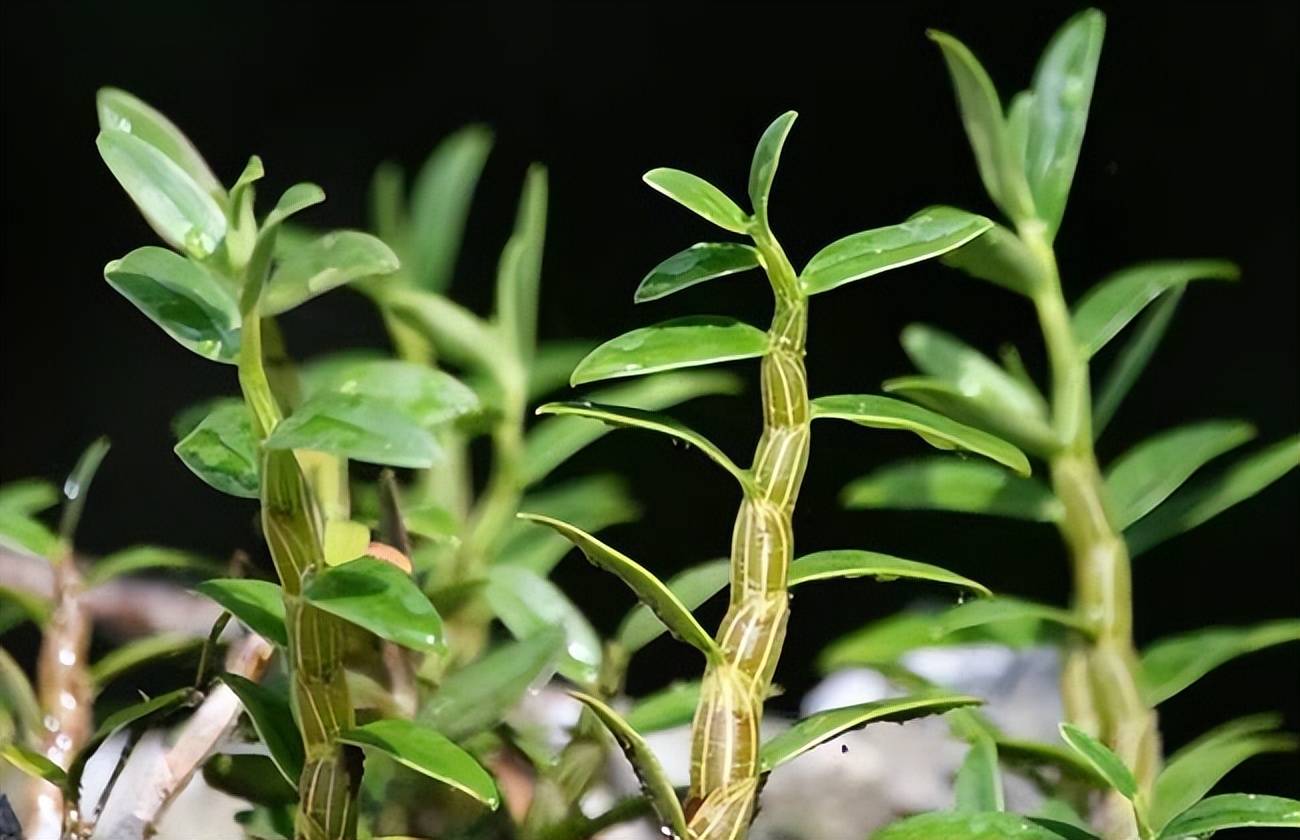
{"left": 174, "top": 399, "right": 260, "bottom": 498}
{"left": 941, "top": 597, "right": 1092, "bottom": 638}
{"left": 0, "top": 647, "right": 40, "bottom": 736}
{"left": 1023, "top": 9, "right": 1105, "bottom": 236}
{"left": 842, "top": 456, "right": 1061, "bottom": 521}
{"left": 96, "top": 88, "right": 224, "bottom": 201}
{"left": 625, "top": 681, "right": 702, "bottom": 734}
{"left": 570, "top": 316, "right": 768, "bottom": 386}
{"left": 497, "top": 476, "right": 639, "bottom": 575}
{"left": 811, "top": 394, "right": 1031, "bottom": 475}
{"left": 1125, "top": 435, "right": 1300, "bottom": 556}
{"left": 0, "top": 479, "right": 59, "bottom": 515}
{"left": 788, "top": 549, "right": 990, "bottom": 595}
{"left": 927, "top": 31, "right": 1035, "bottom": 222}
{"left": 1105, "top": 420, "right": 1255, "bottom": 529}
{"left": 617, "top": 559, "right": 729, "bottom": 654}
{"left": 90, "top": 632, "right": 204, "bottom": 689}
{"left": 569, "top": 690, "right": 688, "bottom": 838}
{"left": 940, "top": 218, "right": 1043, "bottom": 297}
{"left": 748, "top": 110, "right": 798, "bottom": 224}
{"left": 2, "top": 743, "right": 69, "bottom": 789}
{"left": 759, "top": 692, "right": 981, "bottom": 773}
{"left": 69, "top": 687, "right": 199, "bottom": 791}
{"left": 0, "top": 585, "right": 51, "bottom": 629}
{"left": 0, "top": 512, "right": 57, "bottom": 558}
{"left": 265, "top": 392, "right": 439, "bottom": 469}
{"left": 528, "top": 340, "right": 599, "bottom": 399}
{"left": 516, "top": 514, "right": 721, "bottom": 661}
{"left": 495, "top": 164, "right": 548, "bottom": 363}
{"left": 818, "top": 609, "right": 1054, "bottom": 672}
{"left": 1071, "top": 260, "right": 1239, "bottom": 358}
{"left": 383, "top": 288, "right": 503, "bottom": 378}
{"left": 1150, "top": 715, "right": 1297, "bottom": 832}
{"left": 86, "top": 545, "right": 222, "bottom": 588}
{"left": 873, "top": 811, "right": 1086, "bottom": 840}
{"left": 302, "top": 556, "right": 444, "bottom": 653}
{"left": 222, "top": 673, "right": 305, "bottom": 787}
{"left": 1159, "top": 794, "right": 1300, "bottom": 838}
{"left": 97, "top": 129, "right": 227, "bottom": 258}
{"left": 800, "top": 207, "right": 993, "bottom": 296}
{"left": 203, "top": 753, "right": 299, "bottom": 808}
{"left": 300, "top": 356, "right": 479, "bottom": 429}
{"left": 522, "top": 370, "right": 739, "bottom": 485}
{"left": 418, "top": 629, "right": 564, "bottom": 741}
{"left": 104, "top": 246, "right": 241, "bottom": 362}
{"left": 1058, "top": 723, "right": 1137, "bottom": 800}
{"left": 194, "top": 578, "right": 288, "bottom": 646}
{"left": 955, "top": 736, "right": 1004, "bottom": 812}
{"left": 634, "top": 242, "right": 761, "bottom": 303}
{"left": 643, "top": 167, "right": 750, "bottom": 233}
{"left": 484, "top": 565, "right": 601, "bottom": 687}
{"left": 323, "top": 519, "right": 371, "bottom": 567}
{"left": 262, "top": 231, "right": 399, "bottom": 315}
{"left": 536, "top": 401, "right": 750, "bottom": 487}
{"left": 262, "top": 183, "right": 326, "bottom": 233}
{"left": 1092, "top": 285, "right": 1184, "bottom": 437}
{"left": 409, "top": 124, "right": 493, "bottom": 292}
{"left": 340, "top": 719, "right": 499, "bottom": 808}
{"left": 1140, "top": 619, "right": 1300, "bottom": 706}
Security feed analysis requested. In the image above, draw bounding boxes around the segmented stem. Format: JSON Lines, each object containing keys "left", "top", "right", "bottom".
{"left": 687, "top": 231, "right": 809, "bottom": 840}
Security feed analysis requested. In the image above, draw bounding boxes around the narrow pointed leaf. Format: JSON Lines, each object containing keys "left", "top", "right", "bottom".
{"left": 409, "top": 124, "right": 493, "bottom": 292}
{"left": 789, "top": 550, "right": 990, "bottom": 595}
{"left": 873, "top": 811, "right": 1090, "bottom": 840}
{"left": 843, "top": 456, "right": 1061, "bottom": 521}
{"left": 340, "top": 719, "right": 499, "bottom": 808}
{"left": 759, "top": 692, "right": 981, "bottom": 772}
{"left": 643, "top": 168, "right": 750, "bottom": 233}
{"left": 522, "top": 370, "right": 739, "bottom": 485}
{"left": 265, "top": 392, "right": 439, "bottom": 469}
{"left": 69, "top": 687, "right": 199, "bottom": 791}
{"left": 104, "top": 247, "right": 241, "bottom": 362}
{"left": 955, "top": 736, "right": 1004, "bottom": 812}
{"left": 1140, "top": 619, "right": 1300, "bottom": 705}
{"left": 1093, "top": 285, "right": 1183, "bottom": 437}
{"left": 2, "top": 743, "right": 69, "bottom": 789}
{"left": 940, "top": 218, "right": 1043, "bottom": 297}
{"left": 90, "top": 632, "right": 204, "bottom": 689}
{"left": 570, "top": 316, "right": 768, "bottom": 386}
{"left": 818, "top": 609, "right": 1054, "bottom": 672}
{"left": 569, "top": 690, "right": 688, "bottom": 838}
{"left": 1071, "top": 260, "right": 1239, "bottom": 357}
{"left": 302, "top": 556, "right": 444, "bottom": 653}
{"left": 749, "top": 110, "right": 798, "bottom": 223}
{"left": 801, "top": 207, "right": 992, "bottom": 295}
{"left": 97, "top": 129, "right": 227, "bottom": 257}
{"left": 222, "top": 673, "right": 305, "bottom": 787}
{"left": 0, "top": 480, "right": 59, "bottom": 515}
{"left": 485, "top": 565, "right": 601, "bottom": 687}
{"left": 96, "top": 88, "right": 224, "bottom": 200}
{"left": 496, "top": 164, "right": 547, "bottom": 362}
{"left": 618, "top": 559, "right": 729, "bottom": 654}
{"left": 86, "top": 545, "right": 222, "bottom": 587}
{"left": 1058, "top": 723, "right": 1137, "bottom": 800}
{"left": 928, "top": 31, "right": 1034, "bottom": 222}
{"left": 1126, "top": 435, "right": 1300, "bottom": 555}
{"left": 174, "top": 399, "right": 259, "bottom": 498}
{"left": 1160, "top": 794, "right": 1300, "bottom": 838}
{"left": 536, "top": 401, "right": 749, "bottom": 487}
{"left": 497, "top": 475, "right": 640, "bottom": 575}
{"left": 811, "top": 394, "right": 1030, "bottom": 475}
{"left": 300, "top": 356, "right": 479, "bottom": 429}
{"left": 1024, "top": 9, "right": 1105, "bottom": 236}
{"left": 383, "top": 288, "right": 503, "bottom": 377}
{"left": 1105, "top": 420, "right": 1255, "bottom": 529}
{"left": 634, "top": 242, "right": 761, "bottom": 302}
{"left": 941, "top": 596, "right": 1092, "bottom": 637}
{"left": 0, "top": 648, "right": 40, "bottom": 736}
{"left": 0, "top": 513, "right": 57, "bottom": 559}
{"left": 418, "top": 629, "right": 564, "bottom": 740}
{"left": 517, "top": 514, "right": 721, "bottom": 661}
{"left": 625, "top": 681, "right": 702, "bottom": 734}
{"left": 195, "top": 579, "right": 288, "bottom": 646}
{"left": 263, "top": 231, "right": 400, "bottom": 315}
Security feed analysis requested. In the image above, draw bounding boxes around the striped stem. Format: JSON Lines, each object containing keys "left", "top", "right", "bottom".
{"left": 686, "top": 230, "right": 809, "bottom": 840}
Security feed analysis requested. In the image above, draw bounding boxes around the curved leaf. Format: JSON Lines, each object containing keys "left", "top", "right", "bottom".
{"left": 1071, "top": 260, "right": 1239, "bottom": 358}
{"left": 340, "top": 719, "right": 499, "bottom": 808}
{"left": 955, "top": 736, "right": 1003, "bottom": 812}
{"left": 222, "top": 673, "right": 304, "bottom": 787}
{"left": 174, "top": 399, "right": 259, "bottom": 498}
{"left": 759, "top": 692, "right": 981, "bottom": 772}
{"left": 1140, "top": 619, "right": 1300, "bottom": 706}
{"left": 383, "top": 288, "right": 505, "bottom": 379}
{"left": 496, "top": 164, "right": 548, "bottom": 363}
{"left": 643, "top": 168, "right": 750, "bottom": 233}
{"left": 1058, "top": 723, "right": 1137, "bottom": 800}
{"left": 635, "top": 242, "right": 761, "bottom": 303}
{"left": 625, "top": 681, "right": 702, "bottom": 734}
{"left": 941, "top": 218, "right": 1043, "bottom": 297}
{"left": 570, "top": 316, "right": 768, "bottom": 386}
{"left": 749, "top": 110, "right": 798, "bottom": 224}
{"left": 873, "top": 811, "right": 1086, "bottom": 840}
{"left": 301, "top": 356, "right": 479, "bottom": 429}
{"left": 409, "top": 124, "right": 493, "bottom": 292}
{"left": 812, "top": 394, "right": 1030, "bottom": 475}
{"left": 2, "top": 743, "right": 69, "bottom": 789}
{"left": 1105, "top": 420, "right": 1255, "bottom": 529}
{"left": 536, "top": 401, "right": 750, "bottom": 487}
{"left": 1160, "top": 794, "right": 1300, "bottom": 838}
{"left": 941, "top": 596, "right": 1092, "bottom": 638}
{"left": 843, "top": 456, "right": 1061, "bottom": 521}
{"left": 569, "top": 690, "right": 688, "bottom": 838}
{"left": 302, "top": 556, "right": 444, "bottom": 653}
{"left": 498, "top": 475, "right": 639, "bottom": 574}
{"left": 485, "top": 565, "right": 601, "bottom": 687}
{"left": 263, "top": 231, "right": 399, "bottom": 315}
{"left": 517, "top": 514, "right": 720, "bottom": 661}
{"left": 0, "top": 647, "right": 40, "bottom": 738}
{"left": 96, "top": 87, "right": 224, "bottom": 200}
{"left": 789, "top": 549, "right": 990, "bottom": 595}
{"left": 87, "top": 545, "right": 222, "bottom": 588}
{"left": 0, "top": 479, "right": 59, "bottom": 516}
{"left": 0, "top": 512, "right": 57, "bottom": 559}
{"left": 1092, "top": 284, "right": 1184, "bottom": 437}
{"left": 90, "top": 632, "right": 204, "bottom": 689}
{"left": 800, "top": 207, "right": 992, "bottom": 296}
{"left": 195, "top": 578, "right": 287, "bottom": 646}
{"left": 265, "top": 392, "right": 439, "bottom": 469}
{"left": 618, "top": 559, "right": 729, "bottom": 654}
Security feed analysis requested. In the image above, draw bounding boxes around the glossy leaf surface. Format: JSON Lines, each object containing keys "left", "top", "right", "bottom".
{"left": 570, "top": 316, "right": 768, "bottom": 386}
{"left": 497, "top": 475, "right": 639, "bottom": 574}
{"left": 2, "top": 743, "right": 68, "bottom": 789}
{"left": 174, "top": 399, "right": 259, "bottom": 498}
{"left": 340, "top": 719, "right": 499, "bottom": 808}
{"left": 223, "top": 673, "right": 305, "bottom": 787}
{"left": 940, "top": 218, "right": 1042, "bottom": 297}
{"left": 941, "top": 596, "right": 1092, "bottom": 638}
{"left": 96, "top": 87, "right": 224, "bottom": 200}
{"left": 195, "top": 578, "right": 288, "bottom": 646}
{"left": 1140, "top": 619, "right": 1300, "bottom": 705}
{"left": 1059, "top": 723, "right": 1137, "bottom": 799}
{"left": 263, "top": 231, "right": 399, "bottom": 315}
{"left": 843, "top": 456, "right": 1061, "bottom": 521}
{"left": 618, "top": 559, "right": 729, "bottom": 654}
{"left": 301, "top": 356, "right": 479, "bottom": 429}
{"left": 873, "top": 812, "right": 1086, "bottom": 840}
{"left": 409, "top": 124, "right": 493, "bottom": 292}
{"left": 302, "top": 556, "right": 444, "bottom": 653}
{"left": 1159, "top": 794, "right": 1300, "bottom": 838}
{"left": 265, "top": 392, "right": 438, "bottom": 469}
{"left": 748, "top": 110, "right": 798, "bottom": 223}
{"left": 789, "top": 550, "right": 990, "bottom": 595}
{"left": 635, "top": 242, "right": 761, "bottom": 302}
{"left": 643, "top": 167, "right": 750, "bottom": 233}
{"left": 485, "top": 565, "right": 601, "bottom": 687}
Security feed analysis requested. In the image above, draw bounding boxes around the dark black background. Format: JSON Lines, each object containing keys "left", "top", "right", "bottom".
{"left": 3, "top": 1, "right": 1297, "bottom": 798}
